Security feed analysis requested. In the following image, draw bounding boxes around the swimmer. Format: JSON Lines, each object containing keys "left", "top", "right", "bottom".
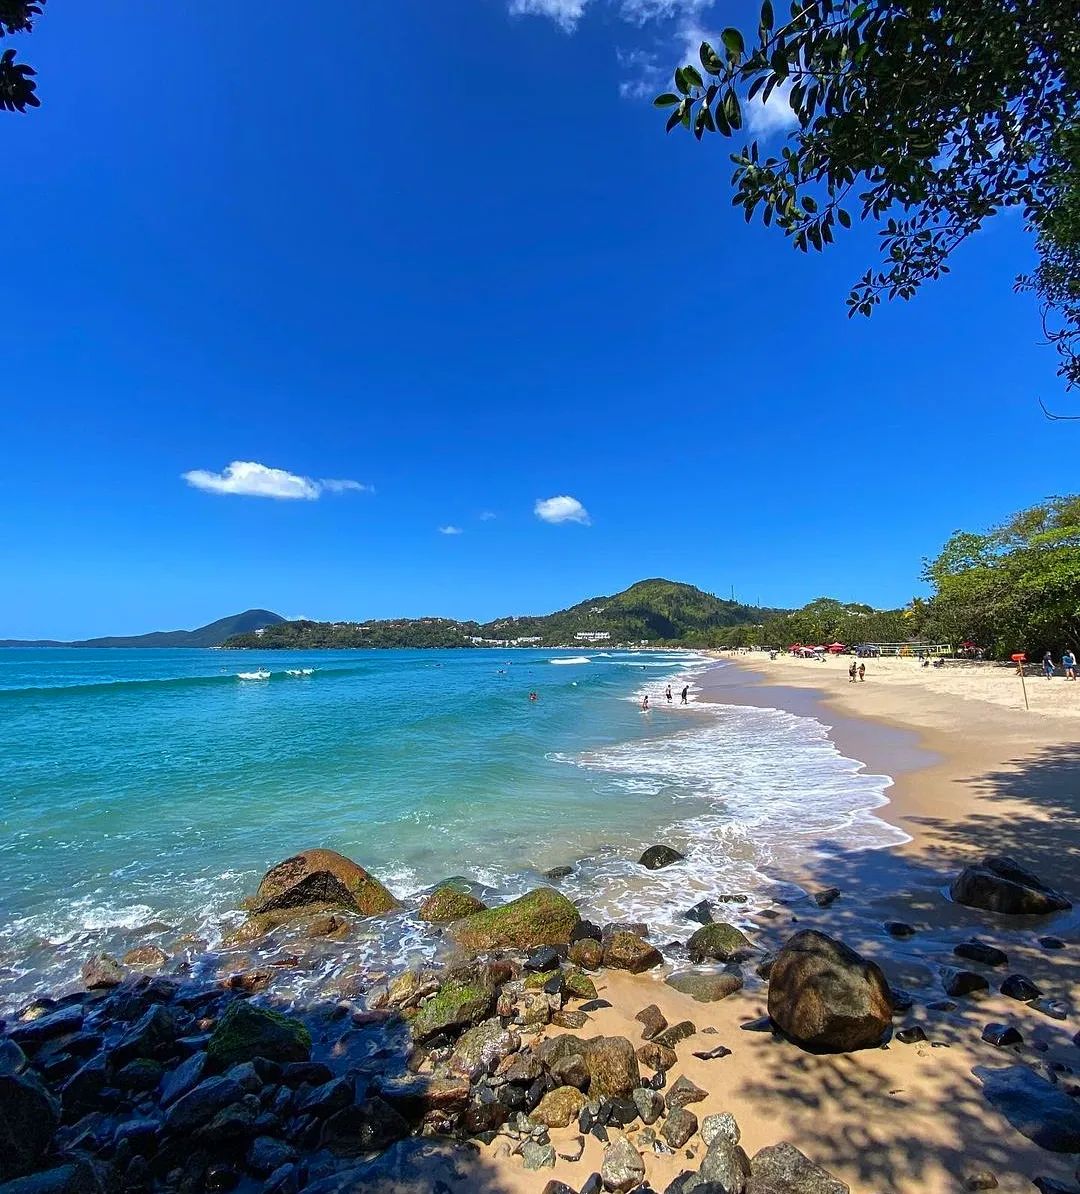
{"left": 641, "top": 694, "right": 650, "bottom": 711}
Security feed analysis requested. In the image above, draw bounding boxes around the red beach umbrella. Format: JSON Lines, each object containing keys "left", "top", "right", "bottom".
{"left": 827, "top": 642, "right": 845, "bottom": 653}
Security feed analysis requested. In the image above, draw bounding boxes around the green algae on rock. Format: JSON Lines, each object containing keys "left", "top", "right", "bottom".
{"left": 417, "top": 885, "right": 487, "bottom": 924}
{"left": 206, "top": 1001, "right": 312, "bottom": 1068}
{"left": 686, "top": 922, "right": 753, "bottom": 963}
{"left": 449, "top": 887, "right": 579, "bottom": 952}
{"left": 409, "top": 978, "right": 495, "bottom": 1040}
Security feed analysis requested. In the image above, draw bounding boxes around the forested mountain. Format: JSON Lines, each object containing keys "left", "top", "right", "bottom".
{"left": 224, "top": 580, "right": 773, "bottom": 649}
{"left": 0, "top": 610, "right": 285, "bottom": 649}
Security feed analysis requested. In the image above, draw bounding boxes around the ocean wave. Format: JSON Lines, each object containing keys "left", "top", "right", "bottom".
{"left": 549, "top": 656, "right": 591, "bottom": 665}
{"left": 0, "top": 664, "right": 367, "bottom": 700}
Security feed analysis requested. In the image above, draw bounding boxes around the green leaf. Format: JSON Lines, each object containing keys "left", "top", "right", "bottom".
{"left": 837, "top": 208, "right": 852, "bottom": 229}
{"left": 654, "top": 93, "right": 681, "bottom": 107}
{"left": 699, "top": 42, "right": 724, "bottom": 76}
{"left": 682, "top": 64, "right": 704, "bottom": 89}
{"left": 665, "top": 106, "right": 683, "bottom": 133}
{"left": 675, "top": 67, "right": 689, "bottom": 95}
{"left": 721, "top": 28, "right": 745, "bottom": 58}
{"left": 760, "top": 0, "right": 774, "bottom": 31}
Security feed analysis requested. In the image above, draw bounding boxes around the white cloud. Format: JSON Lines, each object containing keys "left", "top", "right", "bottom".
{"left": 535, "top": 495, "right": 591, "bottom": 525}
{"left": 746, "top": 82, "right": 797, "bottom": 136}
{"left": 479, "top": 511, "right": 497, "bottom": 521}
{"left": 182, "top": 461, "right": 371, "bottom": 501}
{"left": 439, "top": 525, "right": 464, "bottom": 535}
{"left": 508, "top": 0, "right": 591, "bottom": 32}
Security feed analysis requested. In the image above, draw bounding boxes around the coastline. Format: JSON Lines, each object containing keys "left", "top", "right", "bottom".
{"left": 4, "top": 650, "right": 1079, "bottom": 1194}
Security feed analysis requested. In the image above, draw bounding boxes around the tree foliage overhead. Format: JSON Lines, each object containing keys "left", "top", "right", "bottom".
{"left": 0, "top": 0, "right": 42, "bottom": 113}
{"left": 657, "top": 0, "right": 1080, "bottom": 389}
{"left": 920, "top": 494, "right": 1080, "bottom": 654}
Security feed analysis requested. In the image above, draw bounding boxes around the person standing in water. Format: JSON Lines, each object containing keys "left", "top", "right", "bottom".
{"left": 680, "top": 685, "right": 689, "bottom": 704}
{"left": 665, "top": 685, "right": 672, "bottom": 703}
{"left": 641, "top": 694, "right": 650, "bottom": 711}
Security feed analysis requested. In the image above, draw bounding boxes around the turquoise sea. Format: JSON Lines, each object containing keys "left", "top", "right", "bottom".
{"left": 0, "top": 647, "right": 904, "bottom": 1011}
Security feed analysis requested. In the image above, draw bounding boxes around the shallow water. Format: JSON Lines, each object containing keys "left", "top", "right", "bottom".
{"left": 0, "top": 647, "right": 903, "bottom": 1011}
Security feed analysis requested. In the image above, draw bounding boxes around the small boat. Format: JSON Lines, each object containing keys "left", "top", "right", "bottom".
{"left": 237, "top": 670, "right": 271, "bottom": 681}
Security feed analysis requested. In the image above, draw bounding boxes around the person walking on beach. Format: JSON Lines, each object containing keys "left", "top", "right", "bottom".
{"left": 1064, "top": 649, "right": 1076, "bottom": 681}
{"left": 641, "top": 694, "right": 650, "bottom": 711}
{"left": 680, "top": 685, "right": 689, "bottom": 705}
{"left": 848, "top": 660, "right": 858, "bottom": 683}
{"left": 858, "top": 662, "right": 866, "bottom": 682}
{"left": 1043, "top": 651, "right": 1055, "bottom": 679}
{"left": 665, "top": 685, "right": 672, "bottom": 704}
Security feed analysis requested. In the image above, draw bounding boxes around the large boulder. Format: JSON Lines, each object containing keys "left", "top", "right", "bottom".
{"left": 687, "top": 922, "right": 752, "bottom": 963}
{"left": 974, "top": 1064, "right": 1080, "bottom": 1151}
{"left": 0, "top": 1070, "right": 60, "bottom": 1181}
{"left": 949, "top": 856, "right": 1071, "bottom": 916}
{"left": 767, "top": 930, "right": 892, "bottom": 1053}
{"left": 252, "top": 849, "right": 398, "bottom": 917}
{"left": 448, "top": 888, "right": 579, "bottom": 952}
{"left": 206, "top": 1001, "right": 312, "bottom": 1068}
{"left": 747, "top": 1142, "right": 850, "bottom": 1193}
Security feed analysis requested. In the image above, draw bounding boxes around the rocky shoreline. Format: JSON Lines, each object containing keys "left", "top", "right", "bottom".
{"left": 2, "top": 848, "right": 1078, "bottom": 1194}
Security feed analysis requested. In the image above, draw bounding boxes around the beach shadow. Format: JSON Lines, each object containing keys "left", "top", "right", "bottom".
{"left": 730, "top": 751, "right": 1080, "bottom": 1191}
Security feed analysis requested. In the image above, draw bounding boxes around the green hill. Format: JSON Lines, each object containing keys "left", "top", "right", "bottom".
{"left": 0, "top": 609, "right": 285, "bottom": 649}
{"left": 225, "top": 580, "right": 773, "bottom": 649}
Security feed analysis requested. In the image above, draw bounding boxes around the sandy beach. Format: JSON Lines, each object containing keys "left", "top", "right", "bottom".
{"left": 468, "top": 653, "right": 1080, "bottom": 1194}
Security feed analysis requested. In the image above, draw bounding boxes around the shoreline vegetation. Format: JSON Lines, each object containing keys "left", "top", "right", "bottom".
{"left": 3, "top": 658, "right": 1078, "bottom": 1193}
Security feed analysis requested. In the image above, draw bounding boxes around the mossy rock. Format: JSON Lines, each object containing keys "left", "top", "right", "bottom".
{"left": 563, "top": 967, "right": 598, "bottom": 1001}
{"left": 206, "top": 1001, "right": 312, "bottom": 1068}
{"left": 687, "top": 922, "right": 752, "bottom": 963}
{"left": 449, "top": 888, "right": 580, "bottom": 953}
{"left": 253, "top": 849, "right": 397, "bottom": 918}
{"left": 418, "top": 887, "right": 487, "bottom": 924}
{"left": 410, "top": 978, "right": 495, "bottom": 1041}
{"left": 569, "top": 939, "right": 602, "bottom": 971}
{"left": 523, "top": 969, "right": 560, "bottom": 991}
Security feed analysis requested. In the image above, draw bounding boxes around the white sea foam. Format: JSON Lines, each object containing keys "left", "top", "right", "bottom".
{"left": 549, "top": 656, "right": 591, "bottom": 665}
{"left": 550, "top": 661, "right": 908, "bottom": 940}
{"left": 236, "top": 670, "right": 270, "bottom": 681}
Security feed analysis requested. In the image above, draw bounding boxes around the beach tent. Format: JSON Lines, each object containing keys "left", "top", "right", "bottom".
{"left": 826, "top": 642, "right": 845, "bottom": 653}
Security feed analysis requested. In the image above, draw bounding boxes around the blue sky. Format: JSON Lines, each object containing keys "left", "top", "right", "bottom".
{"left": 1, "top": 1, "right": 1070, "bottom": 638}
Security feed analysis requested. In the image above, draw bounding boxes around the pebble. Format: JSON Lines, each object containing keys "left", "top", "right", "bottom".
{"left": 942, "top": 969, "right": 990, "bottom": 997}
{"left": 954, "top": 941, "right": 1008, "bottom": 967}
{"left": 1038, "top": 936, "right": 1065, "bottom": 950}
{"left": 1031, "top": 998, "right": 1069, "bottom": 1021}
{"left": 812, "top": 887, "right": 841, "bottom": 907}
{"left": 522, "top": 1140, "right": 557, "bottom": 1170}
{"left": 653, "top": 1021, "right": 696, "bottom": 1049}
{"left": 692, "top": 1044, "right": 732, "bottom": 1061}
{"left": 635, "top": 1005, "right": 668, "bottom": 1041}
{"left": 700, "top": 1112, "right": 740, "bottom": 1148}
{"left": 1001, "top": 974, "right": 1043, "bottom": 1001}
{"left": 964, "top": 1171, "right": 998, "bottom": 1190}
{"left": 665, "top": 1075, "right": 707, "bottom": 1108}
{"left": 981, "top": 1023, "right": 1024, "bottom": 1048}
{"left": 884, "top": 922, "right": 916, "bottom": 937}
{"left": 896, "top": 1027, "right": 928, "bottom": 1044}
{"left": 740, "top": 1016, "right": 774, "bottom": 1032}
{"left": 661, "top": 1106, "right": 698, "bottom": 1149}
